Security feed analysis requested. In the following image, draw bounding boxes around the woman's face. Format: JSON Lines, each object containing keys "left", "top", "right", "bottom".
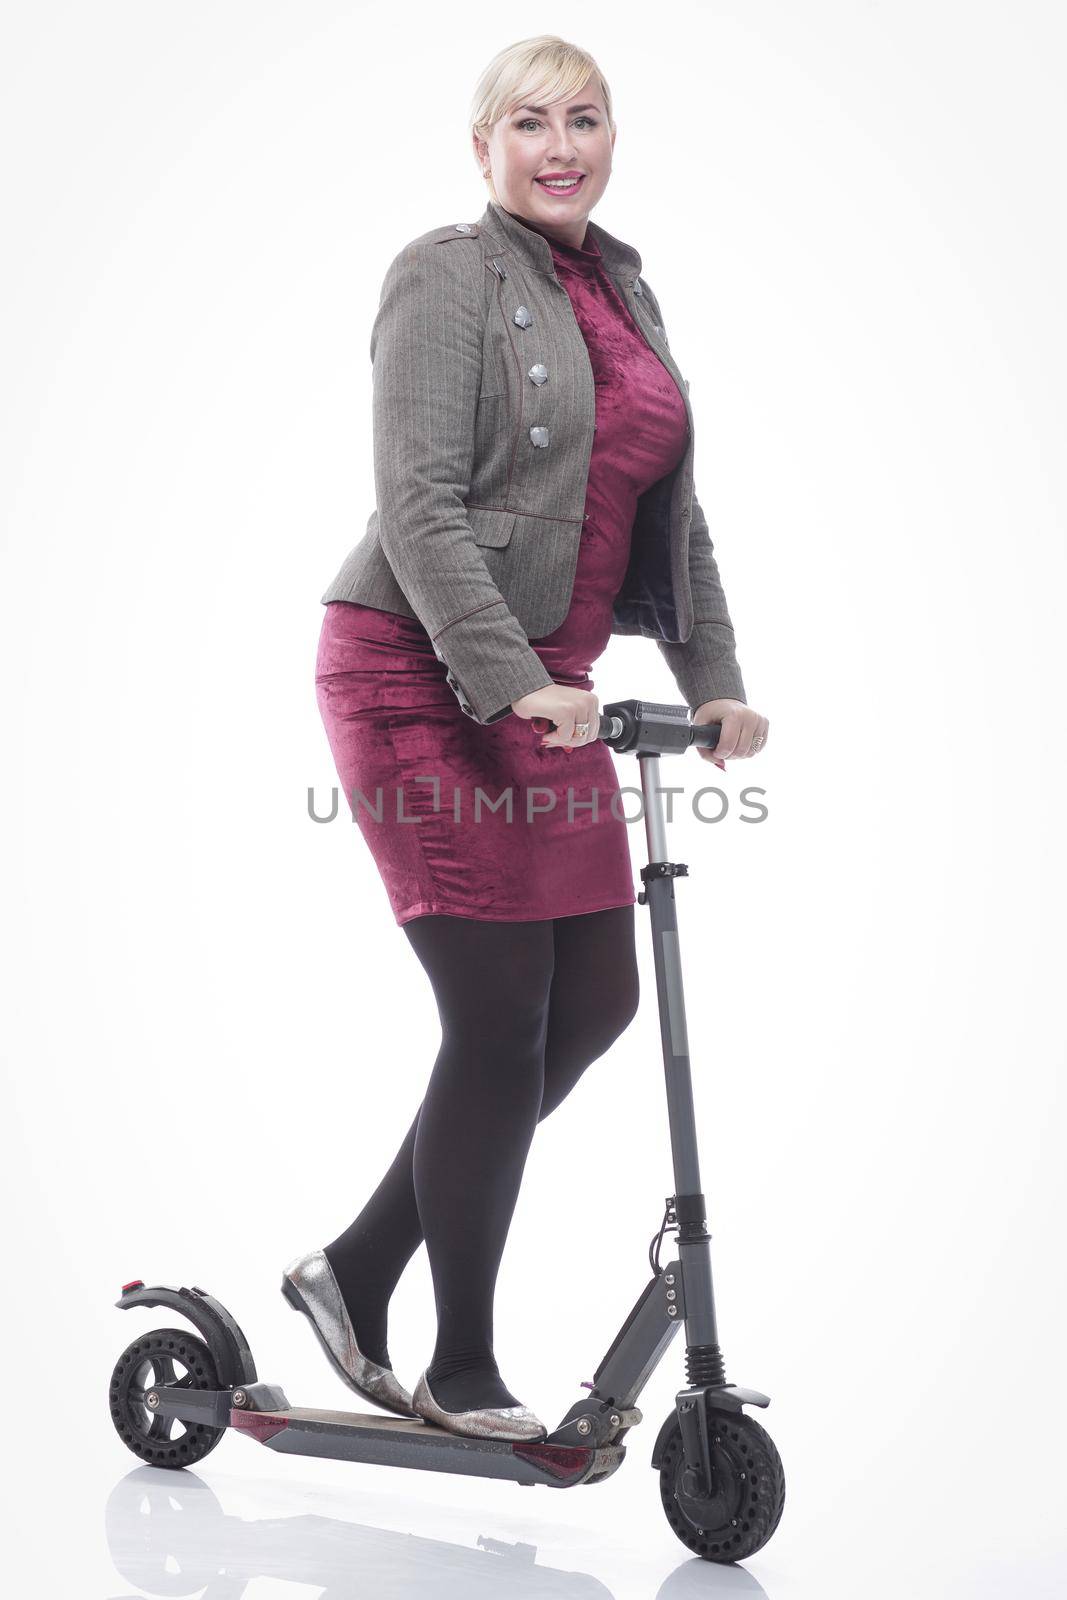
{"left": 475, "top": 75, "right": 616, "bottom": 247}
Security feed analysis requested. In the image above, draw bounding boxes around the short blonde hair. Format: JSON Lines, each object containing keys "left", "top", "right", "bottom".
{"left": 469, "top": 35, "right": 614, "bottom": 148}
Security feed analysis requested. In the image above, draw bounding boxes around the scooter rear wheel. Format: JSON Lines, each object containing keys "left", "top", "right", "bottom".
{"left": 658, "top": 1407, "right": 785, "bottom": 1562}
{"left": 109, "top": 1327, "right": 224, "bottom": 1468}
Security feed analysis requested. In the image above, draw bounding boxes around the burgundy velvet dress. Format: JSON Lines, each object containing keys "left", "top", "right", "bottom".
{"left": 316, "top": 223, "right": 689, "bottom": 925}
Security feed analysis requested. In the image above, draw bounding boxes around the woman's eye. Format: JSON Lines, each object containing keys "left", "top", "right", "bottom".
{"left": 516, "top": 116, "right": 597, "bottom": 132}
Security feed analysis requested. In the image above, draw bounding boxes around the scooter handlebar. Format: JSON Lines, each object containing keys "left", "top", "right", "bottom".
{"left": 530, "top": 699, "right": 720, "bottom": 757}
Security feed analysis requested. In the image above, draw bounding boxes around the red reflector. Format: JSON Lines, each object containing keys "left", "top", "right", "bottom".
{"left": 512, "top": 1441, "right": 595, "bottom": 1479}
{"left": 231, "top": 1410, "right": 290, "bottom": 1443}
{"left": 121, "top": 1280, "right": 145, "bottom": 1293}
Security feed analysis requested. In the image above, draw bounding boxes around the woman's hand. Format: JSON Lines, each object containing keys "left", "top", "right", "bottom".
{"left": 512, "top": 684, "right": 601, "bottom": 751}
{"left": 692, "top": 699, "right": 769, "bottom": 770}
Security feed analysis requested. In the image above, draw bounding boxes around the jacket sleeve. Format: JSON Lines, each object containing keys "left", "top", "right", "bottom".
{"left": 638, "top": 278, "right": 747, "bottom": 711}
{"left": 370, "top": 236, "right": 554, "bottom": 724}
{"left": 657, "top": 485, "right": 747, "bottom": 709}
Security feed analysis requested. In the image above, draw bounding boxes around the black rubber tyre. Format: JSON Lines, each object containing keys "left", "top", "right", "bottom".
{"left": 658, "top": 1408, "right": 785, "bottom": 1562}
{"left": 109, "top": 1327, "right": 225, "bottom": 1468}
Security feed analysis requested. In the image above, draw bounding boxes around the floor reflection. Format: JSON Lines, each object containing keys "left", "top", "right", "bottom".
{"left": 105, "top": 1467, "right": 773, "bottom": 1598}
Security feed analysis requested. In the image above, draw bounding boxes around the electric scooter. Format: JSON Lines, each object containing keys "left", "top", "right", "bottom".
{"left": 108, "top": 698, "right": 786, "bottom": 1564}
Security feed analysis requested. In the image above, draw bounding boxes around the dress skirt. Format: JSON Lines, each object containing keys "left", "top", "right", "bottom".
{"left": 315, "top": 599, "right": 636, "bottom": 924}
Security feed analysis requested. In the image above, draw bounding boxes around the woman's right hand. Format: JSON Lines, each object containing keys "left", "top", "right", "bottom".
{"left": 511, "top": 684, "right": 601, "bottom": 751}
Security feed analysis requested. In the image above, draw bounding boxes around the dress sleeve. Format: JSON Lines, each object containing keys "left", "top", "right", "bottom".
{"left": 370, "top": 238, "right": 553, "bottom": 723}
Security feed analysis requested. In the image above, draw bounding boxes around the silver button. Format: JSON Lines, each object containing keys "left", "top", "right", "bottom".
{"left": 454, "top": 222, "right": 472, "bottom": 233}
{"left": 529, "top": 426, "right": 550, "bottom": 448}
{"left": 513, "top": 305, "right": 533, "bottom": 329}
{"left": 527, "top": 363, "right": 548, "bottom": 385}
{"left": 445, "top": 668, "right": 472, "bottom": 713}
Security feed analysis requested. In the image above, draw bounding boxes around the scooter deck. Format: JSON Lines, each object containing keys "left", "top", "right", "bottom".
{"left": 229, "top": 1397, "right": 623, "bottom": 1486}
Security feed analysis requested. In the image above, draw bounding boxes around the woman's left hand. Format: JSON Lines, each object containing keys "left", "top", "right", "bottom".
{"left": 692, "top": 699, "right": 769, "bottom": 770}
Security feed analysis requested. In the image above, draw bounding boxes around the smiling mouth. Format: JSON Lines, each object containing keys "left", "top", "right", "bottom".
{"left": 534, "top": 174, "right": 586, "bottom": 193}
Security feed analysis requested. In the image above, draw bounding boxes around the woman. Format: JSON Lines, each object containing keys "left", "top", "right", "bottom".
{"left": 284, "top": 35, "right": 770, "bottom": 1444}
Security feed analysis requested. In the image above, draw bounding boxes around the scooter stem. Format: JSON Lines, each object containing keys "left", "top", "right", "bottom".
{"left": 637, "top": 748, "right": 723, "bottom": 1380}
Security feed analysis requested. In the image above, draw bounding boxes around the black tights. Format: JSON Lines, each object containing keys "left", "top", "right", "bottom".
{"left": 323, "top": 904, "right": 640, "bottom": 1412}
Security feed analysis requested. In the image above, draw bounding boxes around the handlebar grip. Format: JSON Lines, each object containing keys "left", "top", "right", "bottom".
{"left": 531, "top": 714, "right": 619, "bottom": 738}
{"left": 530, "top": 710, "right": 721, "bottom": 751}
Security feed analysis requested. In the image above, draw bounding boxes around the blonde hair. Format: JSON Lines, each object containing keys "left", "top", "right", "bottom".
{"left": 469, "top": 35, "right": 614, "bottom": 159}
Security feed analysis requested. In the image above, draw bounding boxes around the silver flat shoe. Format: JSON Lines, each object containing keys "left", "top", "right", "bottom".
{"left": 281, "top": 1248, "right": 416, "bottom": 1418}
{"left": 411, "top": 1368, "right": 548, "bottom": 1441}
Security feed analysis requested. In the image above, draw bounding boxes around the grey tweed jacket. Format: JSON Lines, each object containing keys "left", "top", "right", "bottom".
{"left": 320, "top": 197, "right": 746, "bottom": 725}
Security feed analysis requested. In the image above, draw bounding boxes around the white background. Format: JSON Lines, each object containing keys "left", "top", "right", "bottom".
{"left": 2, "top": 3, "right": 1064, "bottom": 1595}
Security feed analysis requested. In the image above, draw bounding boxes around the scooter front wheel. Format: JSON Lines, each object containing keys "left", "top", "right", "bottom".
{"left": 658, "top": 1407, "right": 785, "bottom": 1563}
{"left": 109, "top": 1327, "right": 224, "bottom": 1468}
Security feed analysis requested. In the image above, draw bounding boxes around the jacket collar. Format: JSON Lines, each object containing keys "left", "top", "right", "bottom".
{"left": 479, "top": 198, "right": 643, "bottom": 283}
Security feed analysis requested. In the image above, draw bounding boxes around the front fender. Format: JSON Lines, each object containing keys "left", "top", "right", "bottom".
{"left": 651, "top": 1384, "right": 771, "bottom": 1469}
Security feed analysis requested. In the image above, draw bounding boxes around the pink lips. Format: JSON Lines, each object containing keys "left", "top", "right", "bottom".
{"left": 534, "top": 174, "right": 586, "bottom": 197}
